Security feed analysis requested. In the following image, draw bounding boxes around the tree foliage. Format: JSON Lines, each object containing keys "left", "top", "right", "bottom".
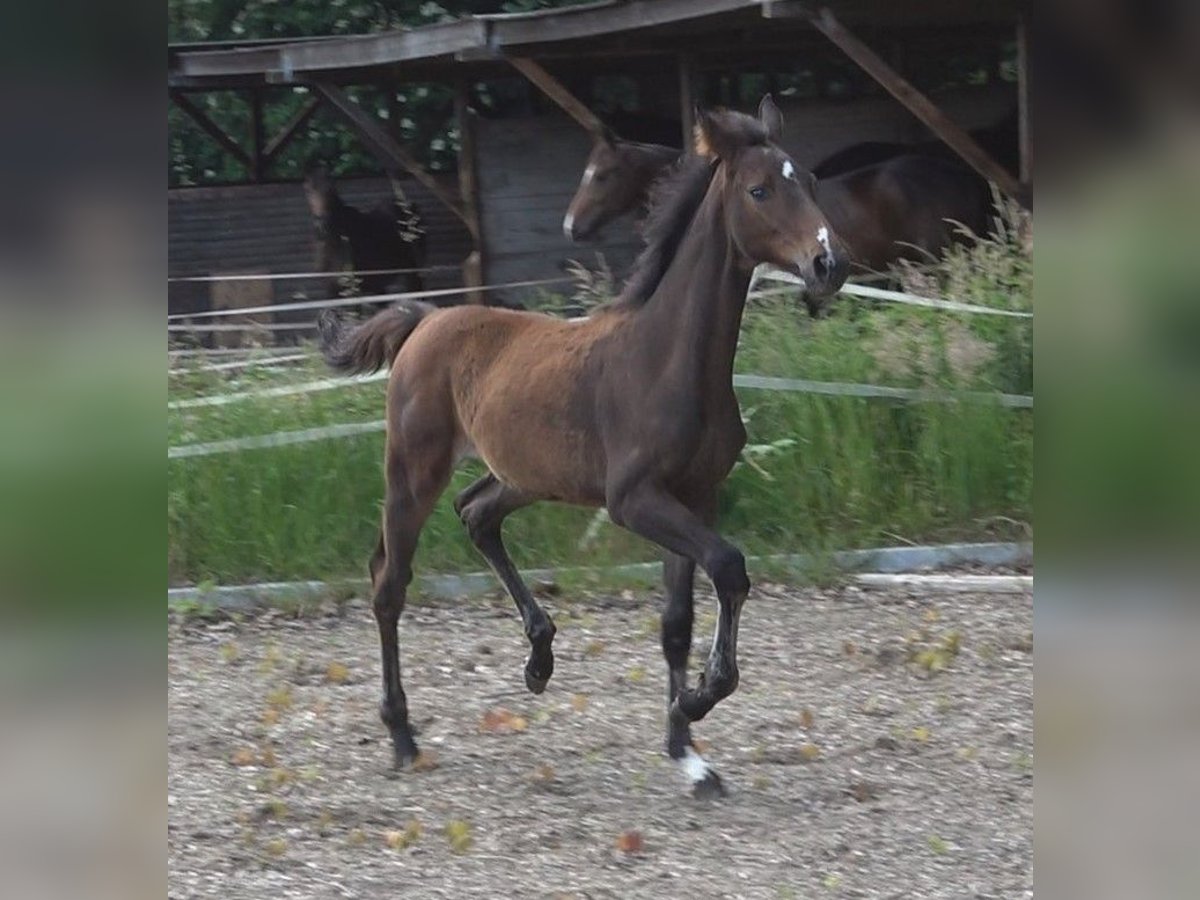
{"left": 168, "top": 0, "right": 588, "bottom": 186}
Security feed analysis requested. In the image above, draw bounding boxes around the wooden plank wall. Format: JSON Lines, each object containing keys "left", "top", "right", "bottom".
{"left": 474, "top": 84, "right": 1015, "bottom": 301}
{"left": 167, "top": 175, "right": 472, "bottom": 318}
{"left": 475, "top": 113, "right": 642, "bottom": 308}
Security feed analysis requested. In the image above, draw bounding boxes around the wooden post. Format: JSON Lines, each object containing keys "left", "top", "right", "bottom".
{"left": 508, "top": 57, "right": 605, "bottom": 134}
{"left": 455, "top": 80, "right": 486, "bottom": 303}
{"left": 1016, "top": 12, "right": 1032, "bottom": 187}
{"left": 806, "top": 6, "right": 1026, "bottom": 205}
{"left": 386, "top": 81, "right": 401, "bottom": 144}
{"left": 250, "top": 88, "right": 266, "bottom": 182}
{"left": 312, "top": 82, "right": 474, "bottom": 234}
{"left": 678, "top": 53, "right": 696, "bottom": 148}
{"left": 170, "top": 90, "right": 253, "bottom": 174}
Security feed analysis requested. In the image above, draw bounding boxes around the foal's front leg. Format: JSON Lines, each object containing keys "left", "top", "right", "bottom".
{"left": 662, "top": 552, "right": 725, "bottom": 798}
{"left": 455, "top": 475, "right": 557, "bottom": 693}
{"left": 611, "top": 485, "right": 750, "bottom": 790}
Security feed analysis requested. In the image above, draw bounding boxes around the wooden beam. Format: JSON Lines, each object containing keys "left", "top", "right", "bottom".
{"left": 169, "top": 90, "right": 252, "bottom": 172}
{"left": 311, "top": 82, "right": 473, "bottom": 234}
{"left": 508, "top": 57, "right": 605, "bottom": 134}
{"left": 263, "top": 95, "right": 320, "bottom": 167}
{"left": 250, "top": 89, "right": 266, "bottom": 182}
{"left": 1016, "top": 11, "right": 1032, "bottom": 186}
{"left": 806, "top": 6, "right": 1027, "bottom": 206}
{"left": 455, "top": 81, "right": 486, "bottom": 303}
{"left": 678, "top": 53, "right": 697, "bottom": 149}
{"left": 760, "top": 0, "right": 811, "bottom": 18}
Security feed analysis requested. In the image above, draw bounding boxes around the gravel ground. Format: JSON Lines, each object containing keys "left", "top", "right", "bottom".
{"left": 168, "top": 578, "right": 1032, "bottom": 899}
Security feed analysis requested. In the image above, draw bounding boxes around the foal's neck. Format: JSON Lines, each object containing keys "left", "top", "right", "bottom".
{"left": 641, "top": 179, "right": 751, "bottom": 384}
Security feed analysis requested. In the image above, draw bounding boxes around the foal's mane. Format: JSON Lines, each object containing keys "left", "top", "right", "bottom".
{"left": 609, "top": 111, "right": 770, "bottom": 309}
{"left": 610, "top": 155, "right": 716, "bottom": 308}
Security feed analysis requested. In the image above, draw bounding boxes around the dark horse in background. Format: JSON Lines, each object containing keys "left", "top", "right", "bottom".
{"left": 563, "top": 112, "right": 1011, "bottom": 279}
{"left": 319, "top": 98, "right": 849, "bottom": 797}
{"left": 303, "top": 164, "right": 428, "bottom": 311}
{"left": 810, "top": 108, "right": 1020, "bottom": 178}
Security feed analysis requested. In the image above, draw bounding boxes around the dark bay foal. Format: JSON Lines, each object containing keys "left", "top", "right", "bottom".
{"left": 320, "top": 97, "right": 848, "bottom": 797}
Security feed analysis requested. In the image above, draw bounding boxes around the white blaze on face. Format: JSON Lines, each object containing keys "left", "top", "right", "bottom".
{"left": 817, "top": 225, "right": 832, "bottom": 258}
{"left": 582, "top": 162, "right": 598, "bottom": 186}
{"left": 781, "top": 159, "right": 797, "bottom": 182}
{"left": 562, "top": 212, "right": 575, "bottom": 239}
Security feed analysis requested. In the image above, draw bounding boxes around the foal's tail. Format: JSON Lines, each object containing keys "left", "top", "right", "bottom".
{"left": 318, "top": 302, "right": 434, "bottom": 376}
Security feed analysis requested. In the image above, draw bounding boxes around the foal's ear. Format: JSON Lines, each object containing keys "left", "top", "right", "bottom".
{"left": 694, "top": 108, "right": 739, "bottom": 160}
{"left": 758, "top": 94, "right": 784, "bottom": 142}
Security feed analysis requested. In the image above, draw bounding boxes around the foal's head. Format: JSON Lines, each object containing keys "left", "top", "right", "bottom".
{"left": 698, "top": 96, "right": 849, "bottom": 298}
{"left": 563, "top": 129, "right": 673, "bottom": 242}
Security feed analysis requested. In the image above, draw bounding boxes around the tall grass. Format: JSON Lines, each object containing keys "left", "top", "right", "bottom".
{"left": 168, "top": 217, "right": 1032, "bottom": 587}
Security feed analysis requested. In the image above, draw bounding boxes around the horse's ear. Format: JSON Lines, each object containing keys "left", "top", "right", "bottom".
{"left": 758, "top": 94, "right": 784, "bottom": 142}
{"left": 593, "top": 123, "right": 617, "bottom": 147}
{"left": 694, "top": 108, "right": 739, "bottom": 160}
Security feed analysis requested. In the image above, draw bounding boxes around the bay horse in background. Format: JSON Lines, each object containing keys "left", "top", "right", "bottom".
{"left": 811, "top": 108, "right": 1021, "bottom": 178}
{"left": 319, "top": 98, "right": 849, "bottom": 797}
{"left": 562, "top": 130, "right": 681, "bottom": 241}
{"left": 303, "top": 164, "right": 427, "bottom": 311}
{"left": 564, "top": 135, "right": 996, "bottom": 286}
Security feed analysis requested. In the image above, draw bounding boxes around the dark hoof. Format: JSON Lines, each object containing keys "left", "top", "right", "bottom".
{"left": 393, "top": 748, "right": 419, "bottom": 770}
{"left": 389, "top": 733, "right": 420, "bottom": 770}
{"left": 692, "top": 770, "right": 727, "bottom": 800}
{"left": 523, "top": 672, "right": 547, "bottom": 696}
{"left": 524, "top": 666, "right": 550, "bottom": 694}
{"left": 524, "top": 652, "right": 553, "bottom": 694}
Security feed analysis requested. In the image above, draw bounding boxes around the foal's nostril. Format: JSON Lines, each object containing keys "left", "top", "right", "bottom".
{"left": 812, "top": 253, "right": 831, "bottom": 282}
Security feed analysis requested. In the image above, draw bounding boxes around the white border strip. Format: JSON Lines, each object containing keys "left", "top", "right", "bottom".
{"left": 853, "top": 573, "right": 1032, "bottom": 593}
{"left": 165, "top": 276, "right": 572, "bottom": 321}
{"left": 166, "top": 541, "right": 1032, "bottom": 609}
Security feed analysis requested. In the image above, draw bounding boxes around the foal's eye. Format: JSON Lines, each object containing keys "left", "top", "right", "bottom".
{"left": 748, "top": 185, "right": 768, "bottom": 201}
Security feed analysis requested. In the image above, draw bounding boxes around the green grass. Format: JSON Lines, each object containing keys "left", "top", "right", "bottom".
{"left": 168, "top": 297, "right": 1031, "bottom": 586}
{"left": 170, "top": 211, "right": 1033, "bottom": 586}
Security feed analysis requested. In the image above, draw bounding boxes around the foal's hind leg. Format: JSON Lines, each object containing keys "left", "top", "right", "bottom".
{"left": 454, "top": 474, "right": 557, "bottom": 693}
{"left": 373, "top": 425, "right": 453, "bottom": 768}
{"left": 661, "top": 551, "right": 725, "bottom": 798}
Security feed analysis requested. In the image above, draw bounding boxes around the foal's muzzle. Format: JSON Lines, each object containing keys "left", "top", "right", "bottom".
{"left": 802, "top": 249, "right": 850, "bottom": 299}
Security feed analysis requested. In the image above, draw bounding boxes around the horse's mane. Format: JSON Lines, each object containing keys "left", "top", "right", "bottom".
{"left": 608, "top": 110, "right": 770, "bottom": 309}
{"left": 609, "top": 154, "right": 715, "bottom": 308}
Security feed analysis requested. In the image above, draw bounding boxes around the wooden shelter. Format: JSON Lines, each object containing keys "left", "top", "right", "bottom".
{"left": 168, "top": 0, "right": 1030, "bottom": 310}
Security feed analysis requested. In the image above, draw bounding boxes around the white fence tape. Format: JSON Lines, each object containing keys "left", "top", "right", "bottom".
{"left": 169, "top": 371, "right": 388, "bottom": 409}
{"left": 168, "top": 321, "right": 315, "bottom": 333}
{"left": 169, "top": 353, "right": 310, "bottom": 375}
{"left": 168, "top": 420, "right": 386, "bottom": 459}
{"left": 168, "top": 365, "right": 1032, "bottom": 413}
{"left": 166, "top": 276, "right": 572, "bottom": 321}
{"left": 753, "top": 268, "right": 1034, "bottom": 319}
{"left": 168, "top": 377, "right": 1031, "bottom": 458}
{"left": 732, "top": 374, "right": 1033, "bottom": 408}
{"left": 168, "top": 265, "right": 460, "bottom": 284}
